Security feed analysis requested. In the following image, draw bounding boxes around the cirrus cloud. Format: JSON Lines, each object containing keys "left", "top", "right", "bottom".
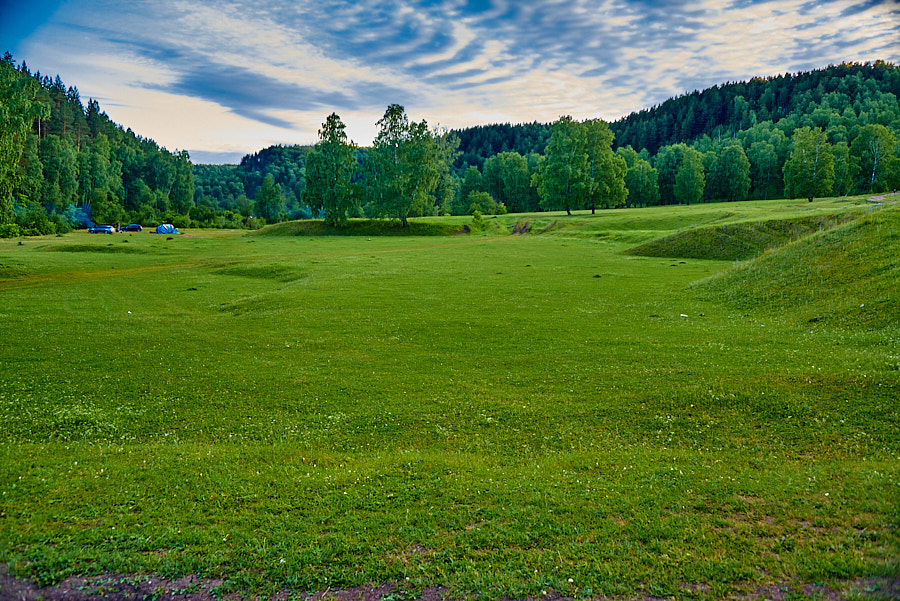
{"left": 5, "top": 0, "right": 898, "bottom": 162}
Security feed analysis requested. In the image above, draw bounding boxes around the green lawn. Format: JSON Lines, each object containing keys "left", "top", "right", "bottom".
{"left": 1, "top": 197, "right": 897, "bottom": 599}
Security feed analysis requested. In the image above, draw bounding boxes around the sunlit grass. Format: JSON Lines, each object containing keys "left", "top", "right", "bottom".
{"left": 0, "top": 197, "right": 897, "bottom": 599}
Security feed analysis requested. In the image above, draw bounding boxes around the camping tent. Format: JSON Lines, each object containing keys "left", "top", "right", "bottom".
{"left": 155, "top": 223, "right": 179, "bottom": 234}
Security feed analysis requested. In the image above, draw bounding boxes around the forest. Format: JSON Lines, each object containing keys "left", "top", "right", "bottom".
{"left": 2, "top": 55, "right": 899, "bottom": 235}
{"left": 0, "top": 53, "right": 194, "bottom": 236}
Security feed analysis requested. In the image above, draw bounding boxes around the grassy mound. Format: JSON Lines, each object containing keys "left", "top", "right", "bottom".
{"left": 693, "top": 206, "right": 899, "bottom": 328}
{"left": 211, "top": 262, "right": 306, "bottom": 282}
{"left": 0, "top": 262, "right": 28, "bottom": 279}
{"left": 255, "top": 218, "right": 463, "bottom": 237}
{"left": 625, "top": 212, "right": 860, "bottom": 260}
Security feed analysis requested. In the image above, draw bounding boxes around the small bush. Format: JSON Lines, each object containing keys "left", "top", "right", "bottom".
{"left": 18, "top": 208, "right": 55, "bottom": 236}
{"left": 0, "top": 223, "right": 22, "bottom": 238}
{"left": 467, "top": 191, "right": 505, "bottom": 215}
{"left": 469, "top": 209, "right": 485, "bottom": 231}
{"left": 246, "top": 217, "right": 266, "bottom": 230}
{"left": 50, "top": 213, "right": 72, "bottom": 234}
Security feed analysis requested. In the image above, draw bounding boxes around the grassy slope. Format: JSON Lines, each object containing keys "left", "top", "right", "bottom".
{"left": 693, "top": 203, "right": 899, "bottom": 329}
{"left": 624, "top": 212, "right": 862, "bottom": 261}
{"left": 0, "top": 199, "right": 897, "bottom": 599}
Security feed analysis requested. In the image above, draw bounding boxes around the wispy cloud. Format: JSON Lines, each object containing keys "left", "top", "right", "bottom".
{"left": 9, "top": 0, "right": 899, "bottom": 161}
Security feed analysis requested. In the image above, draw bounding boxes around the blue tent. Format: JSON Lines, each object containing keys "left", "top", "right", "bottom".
{"left": 155, "top": 223, "right": 179, "bottom": 234}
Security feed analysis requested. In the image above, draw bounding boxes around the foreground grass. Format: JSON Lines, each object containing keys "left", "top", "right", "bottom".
{"left": 0, "top": 198, "right": 897, "bottom": 599}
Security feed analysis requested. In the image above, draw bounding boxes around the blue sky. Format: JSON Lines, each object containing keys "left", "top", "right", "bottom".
{"left": 2, "top": 0, "right": 898, "bottom": 163}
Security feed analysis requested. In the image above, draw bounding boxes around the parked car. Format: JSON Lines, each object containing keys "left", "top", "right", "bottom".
{"left": 122, "top": 223, "right": 142, "bottom": 232}
{"left": 88, "top": 225, "right": 116, "bottom": 234}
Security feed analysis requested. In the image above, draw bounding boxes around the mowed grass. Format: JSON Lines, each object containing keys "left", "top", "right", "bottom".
{"left": 0, "top": 198, "right": 897, "bottom": 599}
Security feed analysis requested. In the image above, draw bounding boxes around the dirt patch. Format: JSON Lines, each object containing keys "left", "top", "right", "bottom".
{"left": 867, "top": 191, "right": 900, "bottom": 204}
{"left": 0, "top": 569, "right": 455, "bottom": 601}
{"left": 2, "top": 566, "right": 897, "bottom": 601}
{"left": 730, "top": 577, "right": 899, "bottom": 600}
{"left": 0, "top": 568, "right": 228, "bottom": 601}
{"left": 538, "top": 221, "right": 558, "bottom": 234}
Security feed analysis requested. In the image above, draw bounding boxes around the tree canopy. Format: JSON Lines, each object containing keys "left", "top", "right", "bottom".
{"left": 2, "top": 55, "right": 899, "bottom": 235}
{"left": 1, "top": 52, "right": 197, "bottom": 233}
{"left": 533, "top": 116, "right": 627, "bottom": 214}
{"left": 302, "top": 113, "right": 357, "bottom": 226}
{"left": 363, "top": 104, "right": 459, "bottom": 227}
{"left": 784, "top": 127, "right": 835, "bottom": 201}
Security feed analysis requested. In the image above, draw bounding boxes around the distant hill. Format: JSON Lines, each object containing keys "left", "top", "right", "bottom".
{"left": 450, "top": 61, "right": 900, "bottom": 167}
{"left": 193, "top": 145, "right": 315, "bottom": 219}
{"left": 610, "top": 61, "right": 900, "bottom": 154}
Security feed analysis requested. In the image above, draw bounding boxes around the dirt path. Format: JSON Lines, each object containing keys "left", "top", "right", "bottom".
{"left": 866, "top": 191, "right": 899, "bottom": 203}
{"left": 0, "top": 569, "right": 450, "bottom": 601}
{"left": 1, "top": 566, "right": 897, "bottom": 601}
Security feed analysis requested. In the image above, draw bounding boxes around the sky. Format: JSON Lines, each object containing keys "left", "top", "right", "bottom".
{"left": 2, "top": 0, "right": 898, "bottom": 164}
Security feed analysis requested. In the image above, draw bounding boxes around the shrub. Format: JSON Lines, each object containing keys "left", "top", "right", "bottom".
{"left": 246, "top": 217, "right": 266, "bottom": 230}
{"left": 0, "top": 223, "right": 22, "bottom": 238}
{"left": 50, "top": 214, "right": 71, "bottom": 234}
{"left": 18, "top": 208, "right": 55, "bottom": 236}
{"left": 467, "top": 191, "right": 500, "bottom": 215}
{"left": 469, "top": 209, "right": 485, "bottom": 231}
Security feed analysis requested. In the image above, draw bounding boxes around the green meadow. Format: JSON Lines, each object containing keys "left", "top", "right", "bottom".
{"left": 0, "top": 197, "right": 897, "bottom": 599}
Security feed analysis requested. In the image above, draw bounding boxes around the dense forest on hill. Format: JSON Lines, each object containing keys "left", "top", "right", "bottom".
{"left": 0, "top": 53, "right": 193, "bottom": 235}
{"left": 610, "top": 61, "right": 900, "bottom": 154}
{"left": 2, "top": 56, "right": 899, "bottom": 235}
{"left": 192, "top": 145, "right": 317, "bottom": 225}
{"left": 449, "top": 62, "right": 900, "bottom": 168}
{"left": 451, "top": 122, "right": 550, "bottom": 171}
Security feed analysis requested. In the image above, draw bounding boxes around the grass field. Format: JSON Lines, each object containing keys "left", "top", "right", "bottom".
{"left": 1, "top": 197, "right": 898, "bottom": 600}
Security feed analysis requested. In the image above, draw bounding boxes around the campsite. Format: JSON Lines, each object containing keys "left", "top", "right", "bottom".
{"left": 0, "top": 196, "right": 897, "bottom": 599}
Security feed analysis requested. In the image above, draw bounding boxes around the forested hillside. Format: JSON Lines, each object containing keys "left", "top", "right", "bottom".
{"left": 447, "top": 61, "right": 900, "bottom": 211}
{"left": 0, "top": 53, "right": 193, "bottom": 235}
{"left": 449, "top": 62, "right": 900, "bottom": 167}
{"left": 2, "top": 55, "right": 899, "bottom": 235}
{"left": 451, "top": 122, "right": 550, "bottom": 171}
{"left": 192, "top": 145, "right": 316, "bottom": 225}
{"left": 610, "top": 61, "right": 900, "bottom": 154}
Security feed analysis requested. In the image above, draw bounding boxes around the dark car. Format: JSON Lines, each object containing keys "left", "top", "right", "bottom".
{"left": 88, "top": 225, "right": 116, "bottom": 234}
{"left": 122, "top": 223, "right": 142, "bottom": 232}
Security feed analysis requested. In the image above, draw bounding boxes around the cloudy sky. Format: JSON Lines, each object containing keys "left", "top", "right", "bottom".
{"left": 2, "top": 0, "right": 898, "bottom": 163}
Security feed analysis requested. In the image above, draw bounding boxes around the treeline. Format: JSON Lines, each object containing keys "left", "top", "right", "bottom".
{"left": 610, "top": 61, "right": 900, "bottom": 154}
{"left": 0, "top": 53, "right": 194, "bottom": 236}
{"left": 192, "top": 145, "right": 315, "bottom": 226}
{"left": 449, "top": 61, "right": 900, "bottom": 211}
{"left": 192, "top": 61, "right": 899, "bottom": 225}
{"left": 3, "top": 55, "right": 899, "bottom": 237}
